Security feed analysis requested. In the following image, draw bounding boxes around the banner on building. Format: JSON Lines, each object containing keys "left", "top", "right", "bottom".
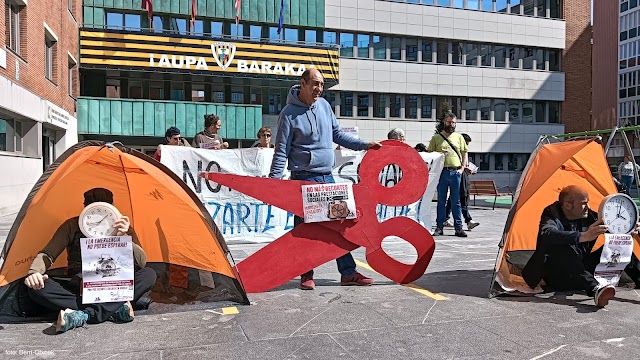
{"left": 160, "top": 146, "right": 444, "bottom": 243}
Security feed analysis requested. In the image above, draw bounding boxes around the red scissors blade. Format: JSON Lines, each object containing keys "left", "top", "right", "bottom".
{"left": 202, "top": 173, "right": 315, "bottom": 217}
{"left": 234, "top": 222, "right": 358, "bottom": 293}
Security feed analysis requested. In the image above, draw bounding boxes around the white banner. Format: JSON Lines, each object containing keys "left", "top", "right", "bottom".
{"left": 80, "top": 236, "right": 134, "bottom": 304}
{"left": 161, "top": 146, "right": 444, "bottom": 243}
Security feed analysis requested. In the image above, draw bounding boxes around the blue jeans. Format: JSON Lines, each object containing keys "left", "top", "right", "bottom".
{"left": 291, "top": 171, "right": 356, "bottom": 278}
{"left": 445, "top": 197, "right": 472, "bottom": 223}
{"left": 621, "top": 175, "right": 634, "bottom": 196}
{"left": 437, "top": 169, "right": 463, "bottom": 230}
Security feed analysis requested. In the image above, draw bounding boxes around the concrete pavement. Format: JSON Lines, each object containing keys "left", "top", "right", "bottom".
{"left": 1, "top": 206, "right": 640, "bottom": 359}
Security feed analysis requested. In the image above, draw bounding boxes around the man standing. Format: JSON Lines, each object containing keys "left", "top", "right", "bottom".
{"left": 522, "top": 185, "right": 640, "bottom": 308}
{"left": 444, "top": 133, "right": 479, "bottom": 230}
{"left": 427, "top": 112, "right": 468, "bottom": 237}
{"left": 154, "top": 126, "right": 190, "bottom": 161}
{"left": 269, "top": 68, "right": 382, "bottom": 290}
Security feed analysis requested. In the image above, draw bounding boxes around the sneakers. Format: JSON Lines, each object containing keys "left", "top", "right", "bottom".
{"left": 433, "top": 228, "right": 444, "bottom": 236}
{"left": 455, "top": 229, "right": 468, "bottom": 237}
{"left": 56, "top": 309, "right": 89, "bottom": 333}
{"left": 300, "top": 274, "right": 315, "bottom": 290}
{"left": 594, "top": 285, "right": 616, "bottom": 308}
{"left": 443, "top": 220, "right": 454, "bottom": 227}
{"left": 467, "top": 220, "right": 480, "bottom": 230}
{"left": 108, "top": 301, "right": 135, "bottom": 323}
{"left": 341, "top": 272, "right": 374, "bottom": 286}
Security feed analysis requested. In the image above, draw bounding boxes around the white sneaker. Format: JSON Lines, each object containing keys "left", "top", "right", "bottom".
{"left": 594, "top": 285, "right": 616, "bottom": 308}
{"left": 467, "top": 220, "right": 480, "bottom": 230}
{"left": 443, "top": 220, "right": 454, "bottom": 227}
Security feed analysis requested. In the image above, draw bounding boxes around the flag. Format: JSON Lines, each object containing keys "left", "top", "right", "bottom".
{"left": 191, "top": 0, "right": 197, "bottom": 27}
{"left": 277, "top": 0, "right": 285, "bottom": 35}
{"left": 235, "top": 0, "right": 241, "bottom": 25}
{"left": 142, "top": 0, "right": 153, "bottom": 20}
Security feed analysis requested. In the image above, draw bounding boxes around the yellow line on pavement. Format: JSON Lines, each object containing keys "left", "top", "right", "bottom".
{"left": 355, "top": 260, "right": 448, "bottom": 301}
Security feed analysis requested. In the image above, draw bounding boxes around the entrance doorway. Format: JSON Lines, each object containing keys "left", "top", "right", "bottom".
{"left": 42, "top": 132, "right": 55, "bottom": 172}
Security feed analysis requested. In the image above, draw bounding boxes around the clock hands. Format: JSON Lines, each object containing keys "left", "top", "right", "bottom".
{"left": 87, "top": 215, "right": 108, "bottom": 227}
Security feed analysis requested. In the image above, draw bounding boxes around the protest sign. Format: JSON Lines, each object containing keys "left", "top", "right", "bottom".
{"left": 80, "top": 236, "right": 134, "bottom": 304}
{"left": 594, "top": 233, "right": 634, "bottom": 287}
{"left": 302, "top": 183, "right": 357, "bottom": 222}
{"left": 160, "top": 146, "right": 444, "bottom": 243}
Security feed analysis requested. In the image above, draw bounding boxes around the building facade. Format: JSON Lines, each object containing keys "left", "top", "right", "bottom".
{"left": 0, "top": 0, "right": 80, "bottom": 215}
{"left": 78, "top": 0, "right": 577, "bottom": 188}
{"left": 619, "top": 0, "right": 639, "bottom": 129}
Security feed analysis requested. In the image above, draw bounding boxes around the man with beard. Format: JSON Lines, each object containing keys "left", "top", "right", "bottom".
{"left": 427, "top": 112, "right": 468, "bottom": 237}
{"left": 269, "top": 68, "right": 382, "bottom": 290}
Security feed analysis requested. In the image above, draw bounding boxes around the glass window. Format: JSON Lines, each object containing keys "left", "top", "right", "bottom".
{"left": 522, "top": 101, "right": 533, "bottom": 122}
{"left": 323, "top": 31, "right": 337, "bottom": 44}
{"left": 511, "top": 0, "right": 521, "bottom": 14}
{"left": 340, "top": 33, "right": 354, "bottom": 57}
{"left": 438, "top": 0, "right": 451, "bottom": 5}
{"left": 268, "top": 88, "right": 283, "bottom": 114}
{"left": 465, "top": 98, "right": 478, "bottom": 120}
{"left": 324, "top": 92, "right": 337, "bottom": 113}
{"left": 465, "top": 43, "right": 478, "bottom": 66}
{"left": 407, "top": 38, "right": 418, "bottom": 62}
{"left": 124, "top": 14, "right": 141, "bottom": 31}
{"left": 523, "top": 47, "right": 534, "bottom": 69}
{"left": 305, "top": 29, "right": 317, "bottom": 45}
{"left": 192, "top": 84, "right": 206, "bottom": 102}
{"left": 68, "top": 62, "right": 75, "bottom": 97}
{"left": 495, "top": 154, "right": 504, "bottom": 171}
{"left": 407, "top": 95, "right": 418, "bottom": 119}
{"left": 340, "top": 93, "right": 354, "bottom": 117}
{"left": 0, "top": 119, "right": 22, "bottom": 153}
{"left": 422, "top": 40, "right": 433, "bottom": 62}
{"left": 211, "top": 21, "right": 222, "bottom": 37}
{"left": 249, "top": 25, "right": 261, "bottom": 40}
{"left": 452, "top": 42, "right": 463, "bottom": 65}
{"left": 549, "top": 0, "right": 560, "bottom": 17}
{"left": 481, "top": 44, "right": 492, "bottom": 66}
{"left": 535, "top": 101, "right": 545, "bottom": 122}
{"left": 482, "top": 0, "right": 494, "bottom": 11}
{"left": 494, "top": 45, "right": 506, "bottom": 68}
{"left": 284, "top": 28, "right": 298, "bottom": 43}
{"left": 523, "top": 0, "right": 534, "bottom": 15}
{"left": 622, "top": 1, "right": 629, "bottom": 12}
{"left": 390, "top": 37, "right": 401, "bottom": 60}
{"left": 374, "top": 94, "right": 386, "bottom": 118}
{"left": 192, "top": 19, "right": 204, "bottom": 36}
{"left": 231, "top": 23, "right": 244, "bottom": 38}
{"left": 357, "top": 94, "right": 369, "bottom": 117}
{"left": 373, "top": 36, "right": 386, "bottom": 59}
{"left": 497, "top": 0, "right": 508, "bottom": 12}
{"left": 468, "top": 0, "right": 479, "bottom": 10}
{"left": 621, "top": 31, "right": 629, "bottom": 42}
{"left": 549, "top": 50, "right": 560, "bottom": 71}
{"left": 170, "top": 18, "right": 187, "bottom": 35}
{"left": 436, "top": 41, "right": 448, "bottom": 64}
{"left": 269, "top": 26, "right": 280, "bottom": 41}
{"left": 509, "top": 47, "right": 520, "bottom": 68}
{"left": 631, "top": 28, "right": 638, "bottom": 38}
{"left": 508, "top": 101, "right": 519, "bottom": 122}
{"left": 45, "top": 38, "right": 54, "bottom": 81}
{"left": 480, "top": 99, "right": 491, "bottom": 120}
{"left": 149, "top": 81, "right": 164, "bottom": 100}
{"left": 106, "top": 12, "right": 123, "bottom": 30}
{"left": 231, "top": 88, "right": 243, "bottom": 103}
{"left": 423, "top": 0, "right": 434, "bottom": 4}
{"left": 390, "top": 95, "right": 401, "bottom": 118}
{"left": 494, "top": 99, "right": 506, "bottom": 121}
{"left": 249, "top": 86, "right": 262, "bottom": 105}
{"left": 357, "top": 34, "right": 370, "bottom": 58}
{"left": 453, "top": 0, "right": 464, "bottom": 8}
{"left": 549, "top": 101, "right": 560, "bottom": 123}
{"left": 151, "top": 16, "right": 164, "bottom": 33}
{"left": 171, "top": 83, "right": 185, "bottom": 101}
{"left": 536, "top": 0, "right": 545, "bottom": 16}
{"left": 479, "top": 153, "right": 490, "bottom": 171}
{"left": 421, "top": 96, "right": 433, "bottom": 119}
{"left": 535, "top": 48, "right": 545, "bottom": 70}
{"left": 508, "top": 154, "right": 519, "bottom": 171}
{"left": 633, "top": 0, "right": 638, "bottom": 8}
{"left": 8, "top": 3, "right": 20, "bottom": 53}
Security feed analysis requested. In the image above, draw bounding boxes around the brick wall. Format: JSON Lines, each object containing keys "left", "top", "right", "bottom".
{"left": 591, "top": 0, "right": 618, "bottom": 131}
{"left": 562, "top": 0, "right": 593, "bottom": 133}
{"left": 0, "top": 0, "right": 81, "bottom": 116}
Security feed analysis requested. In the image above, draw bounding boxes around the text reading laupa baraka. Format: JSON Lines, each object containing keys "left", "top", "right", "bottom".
{"left": 85, "top": 237, "right": 129, "bottom": 250}
{"left": 305, "top": 184, "right": 350, "bottom": 202}
{"left": 149, "top": 55, "right": 314, "bottom": 75}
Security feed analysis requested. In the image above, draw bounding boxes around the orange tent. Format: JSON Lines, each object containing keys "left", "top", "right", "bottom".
{"left": 491, "top": 139, "right": 640, "bottom": 294}
{"left": 0, "top": 141, "right": 248, "bottom": 315}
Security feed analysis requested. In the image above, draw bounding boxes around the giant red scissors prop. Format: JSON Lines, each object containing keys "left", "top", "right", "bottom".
{"left": 200, "top": 140, "right": 436, "bottom": 293}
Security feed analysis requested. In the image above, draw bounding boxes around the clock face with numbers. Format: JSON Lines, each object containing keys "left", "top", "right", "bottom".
{"left": 78, "top": 202, "right": 122, "bottom": 238}
{"left": 598, "top": 193, "right": 639, "bottom": 235}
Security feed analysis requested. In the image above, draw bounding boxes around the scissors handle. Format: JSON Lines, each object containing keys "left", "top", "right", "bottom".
{"left": 364, "top": 216, "right": 436, "bottom": 284}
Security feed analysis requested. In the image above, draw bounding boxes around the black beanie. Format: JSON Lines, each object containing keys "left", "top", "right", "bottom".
{"left": 83, "top": 188, "right": 114, "bottom": 206}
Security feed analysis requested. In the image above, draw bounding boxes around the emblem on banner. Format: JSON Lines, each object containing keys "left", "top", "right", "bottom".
{"left": 211, "top": 42, "right": 236, "bottom": 70}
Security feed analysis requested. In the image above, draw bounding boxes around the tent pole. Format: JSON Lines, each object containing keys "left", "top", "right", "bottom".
{"left": 604, "top": 126, "right": 619, "bottom": 154}
{"left": 620, "top": 129, "right": 640, "bottom": 198}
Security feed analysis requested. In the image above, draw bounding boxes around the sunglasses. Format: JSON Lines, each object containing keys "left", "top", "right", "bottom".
{"left": 260, "top": 134, "right": 272, "bottom": 138}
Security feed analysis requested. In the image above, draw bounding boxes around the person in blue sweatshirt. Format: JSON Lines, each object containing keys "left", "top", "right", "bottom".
{"left": 269, "top": 68, "right": 382, "bottom": 290}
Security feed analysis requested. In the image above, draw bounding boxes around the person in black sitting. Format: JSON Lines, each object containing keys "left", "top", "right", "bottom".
{"left": 522, "top": 185, "right": 640, "bottom": 309}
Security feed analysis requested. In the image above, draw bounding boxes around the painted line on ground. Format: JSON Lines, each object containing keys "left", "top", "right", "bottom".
{"left": 206, "top": 306, "right": 240, "bottom": 315}
{"left": 354, "top": 260, "right": 448, "bottom": 301}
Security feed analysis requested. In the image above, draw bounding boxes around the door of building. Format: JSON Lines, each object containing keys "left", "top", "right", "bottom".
{"left": 42, "top": 132, "right": 55, "bottom": 172}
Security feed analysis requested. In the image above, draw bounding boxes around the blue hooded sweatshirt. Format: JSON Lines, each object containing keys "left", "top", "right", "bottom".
{"left": 269, "top": 85, "right": 369, "bottom": 178}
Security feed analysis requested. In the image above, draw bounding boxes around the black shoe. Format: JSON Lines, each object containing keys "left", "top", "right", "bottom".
{"left": 455, "top": 229, "right": 467, "bottom": 237}
{"left": 433, "top": 228, "right": 444, "bottom": 236}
